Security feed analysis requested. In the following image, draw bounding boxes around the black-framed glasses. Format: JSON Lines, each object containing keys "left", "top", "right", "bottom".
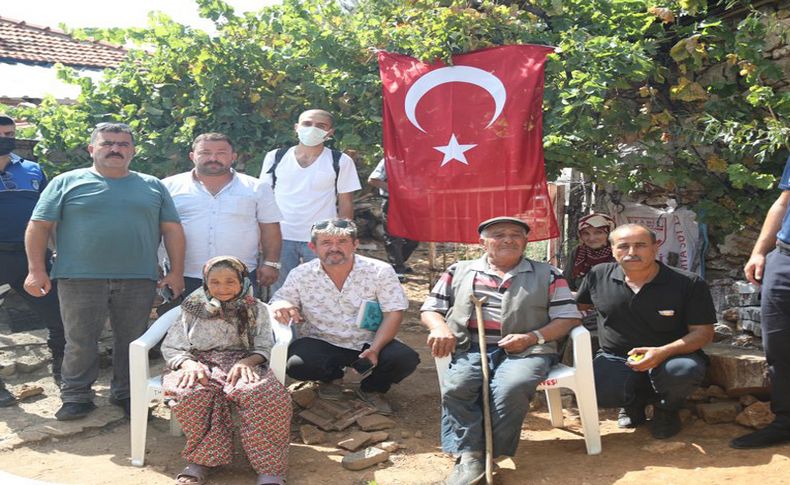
{"left": 311, "top": 218, "right": 356, "bottom": 231}
{"left": 0, "top": 172, "right": 16, "bottom": 190}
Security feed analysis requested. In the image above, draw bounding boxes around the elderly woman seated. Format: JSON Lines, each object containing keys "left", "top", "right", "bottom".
{"left": 161, "top": 256, "right": 291, "bottom": 485}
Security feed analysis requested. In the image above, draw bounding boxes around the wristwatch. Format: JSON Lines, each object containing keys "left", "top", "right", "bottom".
{"left": 262, "top": 261, "right": 282, "bottom": 270}
{"left": 532, "top": 330, "right": 546, "bottom": 345}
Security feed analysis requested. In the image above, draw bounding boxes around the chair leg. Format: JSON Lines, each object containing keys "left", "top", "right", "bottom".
{"left": 130, "top": 395, "right": 148, "bottom": 467}
{"left": 575, "top": 388, "right": 602, "bottom": 455}
{"left": 544, "top": 388, "right": 564, "bottom": 427}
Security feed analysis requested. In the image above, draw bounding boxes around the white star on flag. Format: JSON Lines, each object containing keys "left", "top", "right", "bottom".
{"left": 433, "top": 134, "right": 477, "bottom": 166}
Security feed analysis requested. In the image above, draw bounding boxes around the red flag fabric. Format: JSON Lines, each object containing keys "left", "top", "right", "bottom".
{"left": 379, "top": 45, "right": 558, "bottom": 243}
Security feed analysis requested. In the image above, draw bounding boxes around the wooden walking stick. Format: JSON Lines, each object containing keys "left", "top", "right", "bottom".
{"left": 470, "top": 294, "right": 494, "bottom": 485}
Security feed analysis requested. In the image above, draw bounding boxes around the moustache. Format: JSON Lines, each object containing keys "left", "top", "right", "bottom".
{"left": 107, "top": 153, "right": 123, "bottom": 158}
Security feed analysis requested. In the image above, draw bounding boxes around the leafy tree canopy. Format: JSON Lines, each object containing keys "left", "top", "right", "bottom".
{"left": 6, "top": 0, "right": 790, "bottom": 236}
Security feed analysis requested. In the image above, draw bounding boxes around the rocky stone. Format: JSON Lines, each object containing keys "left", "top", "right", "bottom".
{"left": 721, "top": 308, "right": 739, "bottom": 322}
{"left": 718, "top": 233, "right": 757, "bottom": 259}
{"left": 341, "top": 447, "right": 390, "bottom": 471}
{"left": 707, "top": 385, "right": 729, "bottom": 400}
{"left": 678, "top": 408, "right": 695, "bottom": 425}
{"left": 299, "top": 424, "right": 326, "bottom": 445}
{"left": 400, "top": 430, "right": 411, "bottom": 439}
{"left": 291, "top": 388, "right": 317, "bottom": 408}
{"left": 14, "top": 384, "right": 44, "bottom": 401}
{"left": 726, "top": 293, "right": 760, "bottom": 308}
{"left": 705, "top": 343, "right": 769, "bottom": 395}
{"left": 378, "top": 441, "right": 401, "bottom": 452}
{"left": 740, "top": 395, "right": 759, "bottom": 407}
{"left": 697, "top": 401, "right": 741, "bottom": 424}
{"left": 736, "top": 401, "right": 775, "bottom": 429}
{"left": 357, "top": 414, "right": 396, "bottom": 431}
{"left": 732, "top": 334, "right": 761, "bottom": 349}
{"left": 367, "top": 431, "right": 389, "bottom": 444}
{"left": 713, "top": 323, "right": 734, "bottom": 342}
{"left": 14, "top": 348, "right": 50, "bottom": 374}
{"left": 738, "top": 306, "right": 761, "bottom": 322}
{"left": 338, "top": 431, "right": 373, "bottom": 451}
{"left": 688, "top": 387, "right": 708, "bottom": 401}
{"left": 414, "top": 430, "right": 423, "bottom": 439}
{"left": 641, "top": 441, "right": 687, "bottom": 454}
{"left": 739, "top": 319, "right": 762, "bottom": 338}
{"left": 0, "top": 361, "right": 16, "bottom": 377}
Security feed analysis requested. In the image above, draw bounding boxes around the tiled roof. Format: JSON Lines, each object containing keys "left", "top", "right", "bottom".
{"left": 0, "top": 16, "right": 127, "bottom": 69}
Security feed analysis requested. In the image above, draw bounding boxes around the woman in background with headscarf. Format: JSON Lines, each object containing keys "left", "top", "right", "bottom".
{"left": 162, "top": 256, "right": 291, "bottom": 485}
{"left": 564, "top": 213, "right": 617, "bottom": 291}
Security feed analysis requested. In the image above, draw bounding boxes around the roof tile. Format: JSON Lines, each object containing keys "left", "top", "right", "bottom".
{"left": 0, "top": 16, "right": 127, "bottom": 69}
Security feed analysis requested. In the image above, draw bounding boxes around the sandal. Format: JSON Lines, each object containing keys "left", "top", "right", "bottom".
{"left": 175, "top": 463, "right": 210, "bottom": 485}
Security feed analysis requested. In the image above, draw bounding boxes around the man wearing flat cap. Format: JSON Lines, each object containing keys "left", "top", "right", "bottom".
{"left": 421, "top": 216, "right": 581, "bottom": 485}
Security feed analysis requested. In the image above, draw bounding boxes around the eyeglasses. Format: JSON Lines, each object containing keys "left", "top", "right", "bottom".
{"left": 311, "top": 218, "right": 356, "bottom": 231}
{"left": 0, "top": 172, "right": 16, "bottom": 190}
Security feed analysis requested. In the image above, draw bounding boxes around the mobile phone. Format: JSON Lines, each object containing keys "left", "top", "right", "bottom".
{"left": 158, "top": 285, "right": 175, "bottom": 303}
{"left": 350, "top": 358, "right": 375, "bottom": 376}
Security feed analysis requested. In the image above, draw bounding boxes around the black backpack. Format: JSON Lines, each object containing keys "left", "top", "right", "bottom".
{"left": 267, "top": 147, "right": 343, "bottom": 192}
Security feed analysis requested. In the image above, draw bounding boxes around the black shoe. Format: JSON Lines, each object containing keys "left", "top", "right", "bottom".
{"left": 446, "top": 457, "right": 485, "bottom": 485}
{"left": 55, "top": 401, "right": 97, "bottom": 421}
{"left": 651, "top": 407, "right": 682, "bottom": 439}
{"left": 0, "top": 387, "right": 17, "bottom": 407}
{"left": 730, "top": 423, "right": 790, "bottom": 449}
{"left": 109, "top": 396, "right": 131, "bottom": 417}
{"left": 617, "top": 405, "right": 647, "bottom": 428}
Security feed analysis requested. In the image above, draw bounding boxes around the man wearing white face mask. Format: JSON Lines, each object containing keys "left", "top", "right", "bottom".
{"left": 260, "top": 109, "right": 361, "bottom": 293}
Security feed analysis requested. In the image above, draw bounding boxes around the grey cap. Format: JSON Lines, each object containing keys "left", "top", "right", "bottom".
{"left": 477, "top": 216, "right": 530, "bottom": 235}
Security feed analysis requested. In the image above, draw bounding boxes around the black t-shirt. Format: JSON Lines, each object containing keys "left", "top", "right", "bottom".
{"left": 576, "top": 262, "right": 716, "bottom": 356}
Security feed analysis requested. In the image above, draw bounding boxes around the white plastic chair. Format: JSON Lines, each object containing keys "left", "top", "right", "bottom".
{"left": 435, "top": 325, "right": 601, "bottom": 455}
{"left": 129, "top": 306, "right": 293, "bottom": 466}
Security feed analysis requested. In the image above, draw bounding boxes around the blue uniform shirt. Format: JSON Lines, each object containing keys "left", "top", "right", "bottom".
{"left": 777, "top": 156, "right": 790, "bottom": 245}
{"left": 0, "top": 153, "right": 48, "bottom": 243}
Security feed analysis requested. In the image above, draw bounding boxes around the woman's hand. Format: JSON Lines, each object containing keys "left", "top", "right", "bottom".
{"left": 227, "top": 357, "right": 262, "bottom": 386}
{"left": 177, "top": 360, "right": 210, "bottom": 388}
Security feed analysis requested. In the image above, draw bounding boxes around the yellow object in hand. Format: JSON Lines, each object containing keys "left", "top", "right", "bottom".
{"left": 628, "top": 353, "right": 645, "bottom": 363}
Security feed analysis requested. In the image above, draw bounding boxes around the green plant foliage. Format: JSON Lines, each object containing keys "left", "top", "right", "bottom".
{"left": 5, "top": 0, "right": 790, "bottom": 238}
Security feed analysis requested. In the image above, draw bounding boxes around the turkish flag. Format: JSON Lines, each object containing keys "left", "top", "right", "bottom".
{"left": 379, "top": 45, "right": 557, "bottom": 243}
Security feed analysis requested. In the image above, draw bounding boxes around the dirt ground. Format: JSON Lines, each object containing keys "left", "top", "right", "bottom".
{"left": 2, "top": 250, "right": 790, "bottom": 484}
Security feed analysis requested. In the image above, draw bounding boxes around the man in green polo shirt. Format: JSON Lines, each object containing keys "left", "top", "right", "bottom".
{"left": 24, "top": 122, "right": 186, "bottom": 421}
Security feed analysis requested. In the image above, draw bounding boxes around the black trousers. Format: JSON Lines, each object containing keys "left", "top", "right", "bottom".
{"left": 0, "top": 248, "right": 65, "bottom": 386}
{"left": 286, "top": 337, "right": 420, "bottom": 393}
{"left": 382, "top": 200, "right": 418, "bottom": 272}
{"left": 761, "top": 248, "right": 790, "bottom": 427}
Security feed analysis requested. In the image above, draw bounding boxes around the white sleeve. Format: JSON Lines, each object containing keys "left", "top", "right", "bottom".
{"left": 255, "top": 181, "right": 283, "bottom": 223}
{"left": 336, "top": 153, "right": 362, "bottom": 194}
{"left": 259, "top": 149, "right": 277, "bottom": 184}
{"left": 368, "top": 159, "right": 386, "bottom": 182}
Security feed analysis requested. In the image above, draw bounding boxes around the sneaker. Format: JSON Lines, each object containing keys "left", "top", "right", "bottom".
{"left": 109, "top": 396, "right": 131, "bottom": 417}
{"left": 0, "top": 387, "right": 17, "bottom": 407}
{"left": 617, "top": 405, "right": 646, "bottom": 428}
{"left": 356, "top": 388, "right": 394, "bottom": 415}
{"left": 55, "top": 401, "right": 97, "bottom": 421}
{"left": 445, "top": 456, "right": 485, "bottom": 485}
{"left": 651, "top": 407, "right": 682, "bottom": 439}
{"left": 730, "top": 423, "right": 790, "bottom": 449}
{"left": 317, "top": 382, "right": 343, "bottom": 401}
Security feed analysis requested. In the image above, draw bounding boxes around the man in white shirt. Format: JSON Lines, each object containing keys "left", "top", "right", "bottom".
{"left": 260, "top": 109, "right": 361, "bottom": 293}
{"left": 270, "top": 218, "right": 419, "bottom": 415}
{"left": 163, "top": 132, "right": 283, "bottom": 297}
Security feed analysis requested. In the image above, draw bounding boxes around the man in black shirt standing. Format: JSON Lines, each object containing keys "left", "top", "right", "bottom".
{"left": 576, "top": 223, "right": 715, "bottom": 439}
